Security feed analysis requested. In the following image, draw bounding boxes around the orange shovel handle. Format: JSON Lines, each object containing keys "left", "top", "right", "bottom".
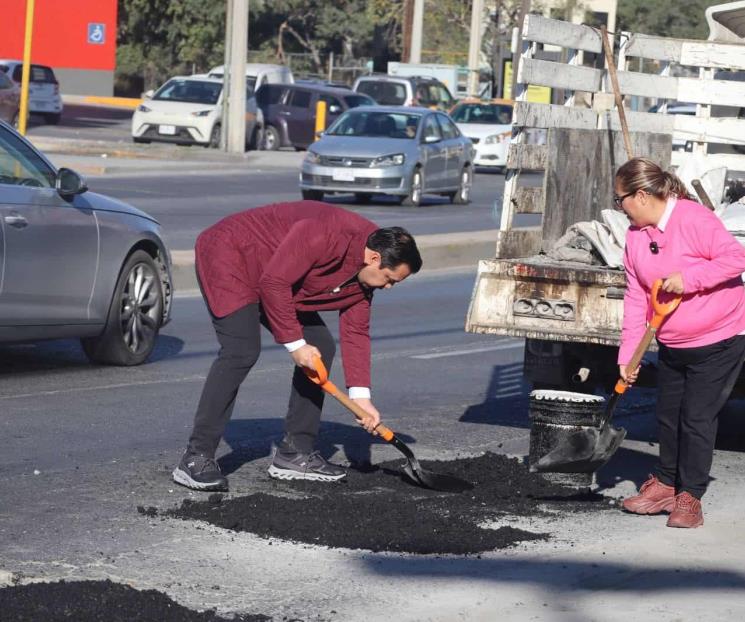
{"left": 303, "top": 356, "right": 395, "bottom": 442}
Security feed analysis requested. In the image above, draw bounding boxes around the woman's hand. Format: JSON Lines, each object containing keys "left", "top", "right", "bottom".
{"left": 351, "top": 398, "right": 381, "bottom": 434}
{"left": 290, "top": 344, "right": 323, "bottom": 370}
{"left": 661, "top": 272, "right": 684, "bottom": 295}
{"left": 619, "top": 364, "right": 639, "bottom": 385}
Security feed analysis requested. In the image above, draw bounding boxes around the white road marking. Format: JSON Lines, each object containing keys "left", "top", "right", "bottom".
{"left": 410, "top": 341, "right": 524, "bottom": 359}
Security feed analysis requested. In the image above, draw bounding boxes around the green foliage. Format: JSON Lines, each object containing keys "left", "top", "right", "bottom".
{"left": 617, "top": 0, "right": 724, "bottom": 39}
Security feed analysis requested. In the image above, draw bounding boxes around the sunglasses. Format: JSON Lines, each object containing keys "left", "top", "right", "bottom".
{"left": 612, "top": 190, "right": 636, "bottom": 209}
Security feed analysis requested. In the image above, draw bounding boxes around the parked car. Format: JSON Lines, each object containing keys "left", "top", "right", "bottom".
{"left": 450, "top": 98, "right": 513, "bottom": 170}
{"left": 206, "top": 63, "right": 294, "bottom": 91}
{"left": 131, "top": 75, "right": 263, "bottom": 149}
{"left": 0, "top": 69, "right": 20, "bottom": 126}
{"left": 0, "top": 120, "right": 172, "bottom": 365}
{"left": 352, "top": 75, "right": 455, "bottom": 111}
{"left": 300, "top": 106, "right": 475, "bottom": 206}
{"left": 257, "top": 83, "right": 374, "bottom": 151}
{"left": 0, "top": 59, "right": 63, "bottom": 124}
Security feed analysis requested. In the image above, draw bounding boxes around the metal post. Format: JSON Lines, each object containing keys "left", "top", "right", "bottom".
{"left": 220, "top": 0, "right": 233, "bottom": 151}
{"left": 18, "top": 0, "right": 35, "bottom": 136}
{"left": 328, "top": 51, "right": 334, "bottom": 83}
{"left": 410, "top": 0, "right": 424, "bottom": 64}
{"left": 225, "top": 0, "right": 248, "bottom": 153}
{"left": 467, "top": 0, "right": 484, "bottom": 97}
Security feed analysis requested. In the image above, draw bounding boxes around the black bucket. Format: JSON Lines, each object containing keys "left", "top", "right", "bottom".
{"left": 528, "top": 390, "right": 605, "bottom": 488}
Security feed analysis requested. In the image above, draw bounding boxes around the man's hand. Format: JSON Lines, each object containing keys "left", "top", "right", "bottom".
{"left": 351, "top": 398, "right": 381, "bottom": 434}
{"left": 619, "top": 364, "right": 639, "bottom": 385}
{"left": 290, "top": 344, "right": 322, "bottom": 370}
{"left": 661, "top": 272, "right": 684, "bottom": 294}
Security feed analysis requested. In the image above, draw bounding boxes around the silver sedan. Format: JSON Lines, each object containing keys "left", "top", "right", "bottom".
{"left": 0, "top": 120, "right": 172, "bottom": 365}
{"left": 299, "top": 106, "right": 475, "bottom": 206}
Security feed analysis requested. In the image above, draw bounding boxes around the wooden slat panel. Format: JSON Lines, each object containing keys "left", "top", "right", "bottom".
{"left": 519, "top": 58, "right": 604, "bottom": 93}
{"left": 600, "top": 111, "right": 745, "bottom": 145}
{"left": 671, "top": 151, "right": 745, "bottom": 170}
{"left": 507, "top": 144, "right": 547, "bottom": 170}
{"left": 495, "top": 228, "right": 542, "bottom": 259}
{"left": 615, "top": 71, "right": 678, "bottom": 99}
{"left": 677, "top": 76, "right": 745, "bottom": 107}
{"left": 541, "top": 129, "right": 672, "bottom": 252}
{"left": 522, "top": 14, "right": 602, "bottom": 53}
{"left": 625, "top": 34, "right": 745, "bottom": 71}
{"left": 513, "top": 101, "right": 598, "bottom": 130}
{"left": 598, "top": 110, "right": 675, "bottom": 134}
{"left": 512, "top": 187, "right": 545, "bottom": 214}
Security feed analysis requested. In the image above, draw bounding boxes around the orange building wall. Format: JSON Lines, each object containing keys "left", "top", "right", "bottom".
{"left": 0, "top": 0, "right": 116, "bottom": 71}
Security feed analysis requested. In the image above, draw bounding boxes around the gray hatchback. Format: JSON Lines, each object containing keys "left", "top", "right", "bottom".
{"left": 0, "top": 121, "right": 172, "bottom": 365}
{"left": 299, "top": 106, "right": 474, "bottom": 206}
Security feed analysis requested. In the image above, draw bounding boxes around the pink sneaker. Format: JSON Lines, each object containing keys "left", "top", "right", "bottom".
{"left": 667, "top": 492, "right": 704, "bottom": 528}
{"left": 622, "top": 475, "right": 675, "bottom": 515}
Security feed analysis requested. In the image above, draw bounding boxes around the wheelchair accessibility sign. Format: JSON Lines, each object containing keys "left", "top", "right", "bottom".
{"left": 87, "top": 23, "right": 106, "bottom": 45}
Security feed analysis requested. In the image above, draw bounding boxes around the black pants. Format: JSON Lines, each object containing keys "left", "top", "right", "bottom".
{"left": 655, "top": 334, "right": 745, "bottom": 499}
{"left": 187, "top": 303, "right": 336, "bottom": 457}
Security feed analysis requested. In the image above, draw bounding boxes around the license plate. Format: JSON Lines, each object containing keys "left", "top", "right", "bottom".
{"left": 158, "top": 125, "right": 176, "bottom": 135}
{"left": 332, "top": 168, "right": 355, "bottom": 182}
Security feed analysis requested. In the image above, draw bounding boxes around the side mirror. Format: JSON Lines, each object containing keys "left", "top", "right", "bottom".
{"left": 143, "top": 89, "right": 154, "bottom": 99}
{"left": 315, "top": 130, "right": 325, "bottom": 139}
{"left": 424, "top": 134, "right": 440, "bottom": 144}
{"left": 56, "top": 168, "right": 88, "bottom": 198}
{"left": 328, "top": 104, "right": 341, "bottom": 114}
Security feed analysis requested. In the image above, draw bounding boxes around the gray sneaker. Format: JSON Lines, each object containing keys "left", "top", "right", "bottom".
{"left": 172, "top": 451, "right": 228, "bottom": 491}
{"left": 268, "top": 449, "right": 346, "bottom": 482}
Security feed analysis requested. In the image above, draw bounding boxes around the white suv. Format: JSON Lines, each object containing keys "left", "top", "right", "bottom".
{"left": 0, "top": 60, "right": 63, "bottom": 124}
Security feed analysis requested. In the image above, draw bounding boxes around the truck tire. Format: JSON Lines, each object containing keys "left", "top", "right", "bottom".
{"left": 81, "top": 250, "right": 163, "bottom": 366}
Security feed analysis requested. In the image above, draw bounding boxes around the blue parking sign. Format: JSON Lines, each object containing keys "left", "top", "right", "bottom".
{"left": 88, "top": 23, "right": 105, "bottom": 45}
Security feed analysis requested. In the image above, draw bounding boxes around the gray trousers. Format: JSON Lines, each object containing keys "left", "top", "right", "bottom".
{"left": 187, "top": 303, "right": 336, "bottom": 457}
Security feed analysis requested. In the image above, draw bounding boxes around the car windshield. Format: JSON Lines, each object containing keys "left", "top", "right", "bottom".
{"left": 451, "top": 103, "right": 513, "bottom": 124}
{"left": 153, "top": 79, "right": 222, "bottom": 105}
{"left": 356, "top": 81, "right": 407, "bottom": 105}
{"left": 326, "top": 111, "right": 421, "bottom": 139}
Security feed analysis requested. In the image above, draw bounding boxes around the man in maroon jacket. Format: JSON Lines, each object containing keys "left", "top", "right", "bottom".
{"left": 172, "top": 200, "right": 422, "bottom": 491}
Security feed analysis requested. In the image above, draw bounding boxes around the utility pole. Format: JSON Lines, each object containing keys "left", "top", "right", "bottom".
{"left": 467, "top": 0, "right": 484, "bottom": 97}
{"left": 410, "top": 0, "right": 424, "bottom": 64}
{"left": 401, "top": 0, "right": 414, "bottom": 63}
{"left": 222, "top": 0, "right": 248, "bottom": 153}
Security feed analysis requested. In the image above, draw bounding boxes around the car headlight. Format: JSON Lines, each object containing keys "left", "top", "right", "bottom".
{"left": 137, "top": 104, "right": 151, "bottom": 113}
{"left": 305, "top": 150, "right": 321, "bottom": 164}
{"left": 484, "top": 132, "right": 510, "bottom": 145}
{"left": 370, "top": 153, "right": 405, "bottom": 167}
{"left": 191, "top": 109, "right": 213, "bottom": 117}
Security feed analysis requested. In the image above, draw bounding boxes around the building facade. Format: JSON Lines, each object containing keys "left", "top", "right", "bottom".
{"left": 0, "top": 0, "right": 117, "bottom": 96}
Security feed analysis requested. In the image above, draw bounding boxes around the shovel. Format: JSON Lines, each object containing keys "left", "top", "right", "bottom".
{"left": 533, "top": 279, "right": 682, "bottom": 473}
{"left": 304, "top": 357, "right": 473, "bottom": 493}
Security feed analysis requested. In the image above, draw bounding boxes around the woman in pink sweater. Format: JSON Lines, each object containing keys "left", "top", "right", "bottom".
{"left": 615, "top": 157, "right": 745, "bottom": 528}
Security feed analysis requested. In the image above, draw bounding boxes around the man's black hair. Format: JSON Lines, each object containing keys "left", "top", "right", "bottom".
{"left": 366, "top": 227, "right": 422, "bottom": 273}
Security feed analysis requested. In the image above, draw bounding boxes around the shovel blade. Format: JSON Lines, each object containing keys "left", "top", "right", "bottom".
{"left": 532, "top": 426, "right": 627, "bottom": 474}
{"left": 402, "top": 461, "right": 473, "bottom": 493}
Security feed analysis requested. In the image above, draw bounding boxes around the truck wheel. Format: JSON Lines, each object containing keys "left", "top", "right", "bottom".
{"left": 302, "top": 189, "right": 324, "bottom": 200}
{"left": 264, "top": 125, "right": 280, "bottom": 151}
{"left": 401, "top": 168, "right": 423, "bottom": 207}
{"left": 448, "top": 166, "right": 472, "bottom": 205}
{"left": 81, "top": 250, "right": 163, "bottom": 366}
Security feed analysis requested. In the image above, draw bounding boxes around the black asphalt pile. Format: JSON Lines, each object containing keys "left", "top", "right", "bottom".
{"left": 0, "top": 580, "right": 271, "bottom": 622}
{"left": 166, "top": 453, "right": 615, "bottom": 555}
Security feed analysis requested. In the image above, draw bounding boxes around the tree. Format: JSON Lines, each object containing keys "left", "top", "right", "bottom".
{"left": 617, "top": 0, "right": 724, "bottom": 39}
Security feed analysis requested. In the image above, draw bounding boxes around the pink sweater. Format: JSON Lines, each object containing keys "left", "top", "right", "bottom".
{"left": 619, "top": 198, "right": 745, "bottom": 364}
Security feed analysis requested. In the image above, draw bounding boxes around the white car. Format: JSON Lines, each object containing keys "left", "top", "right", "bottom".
{"left": 0, "top": 59, "right": 63, "bottom": 124}
{"left": 450, "top": 99, "right": 513, "bottom": 170}
{"left": 206, "top": 63, "right": 294, "bottom": 91}
{"left": 131, "top": 75, "right": 263, "bottom": 149}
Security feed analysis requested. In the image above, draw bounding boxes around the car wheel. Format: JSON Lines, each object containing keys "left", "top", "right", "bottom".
{"left": 302, "top": 189, "right": 324, "bottom": 201}
{"left": 209, "top": 124, "right": 221, "bottom": 148}
{"left": 81, "top": 250, "right": 164, "bottom": 366}
{"left": 44, "top": 113, "right": 61, "bottom": 125}
{"left": 264, "top": 125, "right": 280, "bottom": 151}
{"left": 401, "top": 168, "right": 423, "bottom": 207}
{"left": 355, "top": 193, "right": 373, "bottom": 204}
{"left": 449, "top": 166, "right": 472, "bottom": 205}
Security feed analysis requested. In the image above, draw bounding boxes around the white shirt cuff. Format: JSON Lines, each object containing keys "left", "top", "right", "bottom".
{"left": 348, "top": 387, "right": 371, "bottom": 399}
{"left": 283, "top": 339, "right": 307, "bottom": 353}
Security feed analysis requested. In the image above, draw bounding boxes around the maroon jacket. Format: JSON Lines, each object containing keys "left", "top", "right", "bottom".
{"left": 195, "top": 201, "right": 378, "bottom": 387}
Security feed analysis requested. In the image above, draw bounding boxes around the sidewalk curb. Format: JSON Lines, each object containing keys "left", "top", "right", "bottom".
{"left": 170, "top": 230, "right": 498, "bottom": 291}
